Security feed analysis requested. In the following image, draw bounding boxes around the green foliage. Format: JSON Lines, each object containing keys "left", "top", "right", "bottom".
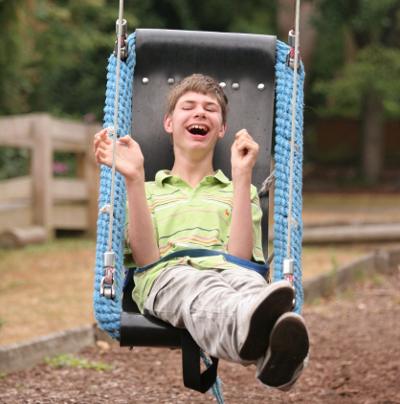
{"left": 130, "top": 0, "right": 276, "bottom": 33}
{"left": 0, "top": 148, "right": 30, "bottom": 180}
{"left": 0, "top": 0, "right": 277, "bottom": 122}
{"left": 30, "top": 0, "right": 137, "bottom": 119}
{"left": 311, "top": 0, "right": 400, "bottom": 119}
{"left": 45, "top": 354, "right": 112, "bottom": 371}
{"left": 315, "top": 46, "right": 400, "bottom": 118}
{"left": 0, "top": 1, "right": 34, "bottom": 114}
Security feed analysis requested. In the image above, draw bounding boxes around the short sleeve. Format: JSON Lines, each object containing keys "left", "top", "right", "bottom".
{"left": 250, "top": 184, "right": 265, "bottom": 263}
{"left": 123, "top": 183, "right": 158, "bottom": 269}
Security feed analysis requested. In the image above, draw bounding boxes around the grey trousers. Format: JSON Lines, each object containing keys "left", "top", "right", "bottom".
{"left": 143, "top": 265, "right": 269, "bottom": 364}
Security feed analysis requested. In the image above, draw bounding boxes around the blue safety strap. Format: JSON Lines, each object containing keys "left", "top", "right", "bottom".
{"left": 123, "top": 248, "right": 269, "bottom": 292}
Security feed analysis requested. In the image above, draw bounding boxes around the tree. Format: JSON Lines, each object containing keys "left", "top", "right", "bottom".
{"left": 0, "top": 0, "right": 34, "bottom": 114}
{"left": 30, "top": 0, "right": 136, "bottom": 119}
{"left": 129, "top": 0, "right": 277, "bottom": 34}
{"left": 313, "top": 0, "right": 400, "bottom": 184}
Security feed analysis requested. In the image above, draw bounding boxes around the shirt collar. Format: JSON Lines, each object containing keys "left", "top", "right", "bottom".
{"left": 155, "top": 169, "right": 230, "bottom": 186}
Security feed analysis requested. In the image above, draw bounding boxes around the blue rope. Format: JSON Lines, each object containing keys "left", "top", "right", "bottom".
{"left": 273, "top": 41, "right": 305, "bottom": 313}
{"left": 200, "top": 351, "right": 224, "bottom": 404}
{"left": 93, "top": 33, "right": 136, "bottom": 339}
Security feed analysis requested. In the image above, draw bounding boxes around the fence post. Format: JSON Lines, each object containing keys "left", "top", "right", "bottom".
{"left": 31, "top": 114, "right": 53, "bottom": 239}
{"left": 85, "top": 124, "right": 100, "bottom": 237}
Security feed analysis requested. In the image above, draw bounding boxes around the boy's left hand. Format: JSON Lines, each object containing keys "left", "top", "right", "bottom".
{"left": 231, "top": 129, "right": 259, "bottom": 180}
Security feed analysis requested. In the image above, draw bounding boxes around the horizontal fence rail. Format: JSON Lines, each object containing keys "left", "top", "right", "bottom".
{"left": 0, "top": 113, "right": 101, "bottom": 244}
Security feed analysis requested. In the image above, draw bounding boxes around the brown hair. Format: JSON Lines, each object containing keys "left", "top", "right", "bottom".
{"left": 166, "top": 74, "right": 228, "bottom": 124}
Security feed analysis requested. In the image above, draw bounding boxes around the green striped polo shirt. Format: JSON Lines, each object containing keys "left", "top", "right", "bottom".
{"left": 124, "top": 169, "right": 265, "bottom": 312}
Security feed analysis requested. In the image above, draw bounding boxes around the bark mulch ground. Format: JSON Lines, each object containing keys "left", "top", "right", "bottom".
{"left": 1, "top": 269, "right": 399, "bottom": 404}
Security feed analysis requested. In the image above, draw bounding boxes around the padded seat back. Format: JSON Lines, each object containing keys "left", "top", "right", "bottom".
{"left": 121, "top": 30, "right": 278, "bottom": 349}
{"left": 131, "top": 29, "right": 276, "bottom": 189}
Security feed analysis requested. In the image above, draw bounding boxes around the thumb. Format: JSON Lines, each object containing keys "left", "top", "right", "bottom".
{"left": 118, "top": 135, "right": 133, "bottom": 145}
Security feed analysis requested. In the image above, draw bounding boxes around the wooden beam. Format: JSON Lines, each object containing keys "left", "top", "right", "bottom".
{"left": 52, "top": 203, "right": 88, "bottom": 230}
{"left": 31, "top": 115, "right": 52, "bottom": 239}
{"left": 303, "top": 223, "right": 400, "bottom": 244}
{"left": 0, "top": 226, "right": 47, "bottom": 248}
{"left": 50, "top": 118, "right": 89, "bottom": 152}
{"left": 0, "top": 176, "right": 31, "bottom": 201}
{"left": 0, "top": 202, "right": 32, "bottom": 232}
{"left": 85, "top": 124, "right": 101, "bottom": 237}
{"left": 0, "top": 114, "right": 35, "bottom": 148}
{"left": 53, "top": 178, "right": 88, "bottom": 202}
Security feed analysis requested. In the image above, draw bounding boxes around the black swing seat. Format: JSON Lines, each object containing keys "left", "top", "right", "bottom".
{"left": 121, "top": 278, "right": 181, "bottom": 347}
{"left": 119, "top": 28, "right": 277, "bottom": 392}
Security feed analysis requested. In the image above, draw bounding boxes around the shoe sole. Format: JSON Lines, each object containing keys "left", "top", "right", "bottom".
{"left": 257, "top": 312, "right": 309, "bottom": 388}
{"left": 239, "top": 281, "right": 294, "bottom": 361}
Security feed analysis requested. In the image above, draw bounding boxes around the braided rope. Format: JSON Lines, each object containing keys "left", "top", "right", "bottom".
{"left": 200, "top": 352, "right": 224, "bottom": 403}
{"left": 94, "top": 33, "right": 136, "bottom": 340}
{"left": 273, "top": 40, "right": 305, "bottom": 313}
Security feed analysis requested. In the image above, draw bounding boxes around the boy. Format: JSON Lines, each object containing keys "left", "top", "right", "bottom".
{"left": 94, "top": 74, "right": 309, "bottom": 390}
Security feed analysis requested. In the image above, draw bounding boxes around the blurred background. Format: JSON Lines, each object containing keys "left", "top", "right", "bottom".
{"left": 0, "top": 0, "right": 399, "bottom": 345}
{"left": 1, "top": 0, "right": 399, "bottom": 185}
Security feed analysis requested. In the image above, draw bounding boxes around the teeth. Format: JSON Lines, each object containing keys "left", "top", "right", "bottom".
{"left": 188, "top": 124, "right": 208, "bottom": 131}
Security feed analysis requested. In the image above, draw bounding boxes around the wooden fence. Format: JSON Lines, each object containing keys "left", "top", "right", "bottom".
{"left": 0, "top": 113, "right": 101, "bottom": 244}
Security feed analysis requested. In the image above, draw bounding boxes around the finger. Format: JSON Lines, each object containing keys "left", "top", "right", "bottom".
{"left": 236, "top": 138, "right": 253, "bottom": 150}
{"left": 94, "top": 128, "right": 108, "bottom": 138}
{"left": 118, "top": 135, "right": 132, "bottom": 146}
{"left": 235, "top": 129, "right": 252, "bottom": 140}
{"left": 95, "top": 150, "right": 111, "bottom": 166}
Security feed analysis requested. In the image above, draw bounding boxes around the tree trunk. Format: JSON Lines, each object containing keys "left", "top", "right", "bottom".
{"left": 361, "top": 91, "right": 385, "bottom": 185}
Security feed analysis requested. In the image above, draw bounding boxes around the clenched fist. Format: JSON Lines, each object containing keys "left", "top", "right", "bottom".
{"left": 231, "top": 129, "right": 259, "bottom": 181}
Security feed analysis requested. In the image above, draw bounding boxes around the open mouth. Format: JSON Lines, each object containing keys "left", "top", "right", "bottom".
{"left": 187, "top": 124, "right": 209, "bottom": 136}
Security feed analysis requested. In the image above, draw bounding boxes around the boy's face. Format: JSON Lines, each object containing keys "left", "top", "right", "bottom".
{"left": 163, "top": 91, "right": 226, "bottom": 154}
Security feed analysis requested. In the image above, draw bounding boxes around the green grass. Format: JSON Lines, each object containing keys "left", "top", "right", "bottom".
{"left": 45, "top": 354, "right": 112, "bottom": 372}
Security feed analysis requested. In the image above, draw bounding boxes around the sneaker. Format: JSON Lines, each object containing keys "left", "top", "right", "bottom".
{"left": 256, "top": 312, "right": 309, "bottom": 390}
{"left": 238, "top": 280, "right": 295, "bottom": 361}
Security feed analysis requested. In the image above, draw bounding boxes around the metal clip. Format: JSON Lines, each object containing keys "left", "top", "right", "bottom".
{"left": 283, "top": 258, "right": 296, "bottom": 308}
{"left": 286, "top": 29, "right": 300, "bottom": 70}
{"left": 283, "top": 258, "right": 294, "bottom": 285}
{"left": 100, "top": 251, "right": 116, "bottom": 299}
{"left": 113, "top": 19, "right": 128, "bottom": 61}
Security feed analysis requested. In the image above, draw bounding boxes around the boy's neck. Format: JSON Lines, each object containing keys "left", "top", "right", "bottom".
{"left": 171, "top": 154, "right": 214, "bottom": 188}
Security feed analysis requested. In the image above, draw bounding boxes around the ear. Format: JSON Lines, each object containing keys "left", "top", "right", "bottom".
{"left": 163, "top": 114, "right": 173, "bottom": 134}
{"left": 218, "top": 123, "right": 227, "bottom": 139}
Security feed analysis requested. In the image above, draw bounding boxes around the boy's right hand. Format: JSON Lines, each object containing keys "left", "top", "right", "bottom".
{"left": 94, "top": 128, "right": 145, "bottom": 183}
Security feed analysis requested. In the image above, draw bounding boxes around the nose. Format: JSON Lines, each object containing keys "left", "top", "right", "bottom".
{"left": 193, "top": 104, "right": 206, "bottom": 118}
